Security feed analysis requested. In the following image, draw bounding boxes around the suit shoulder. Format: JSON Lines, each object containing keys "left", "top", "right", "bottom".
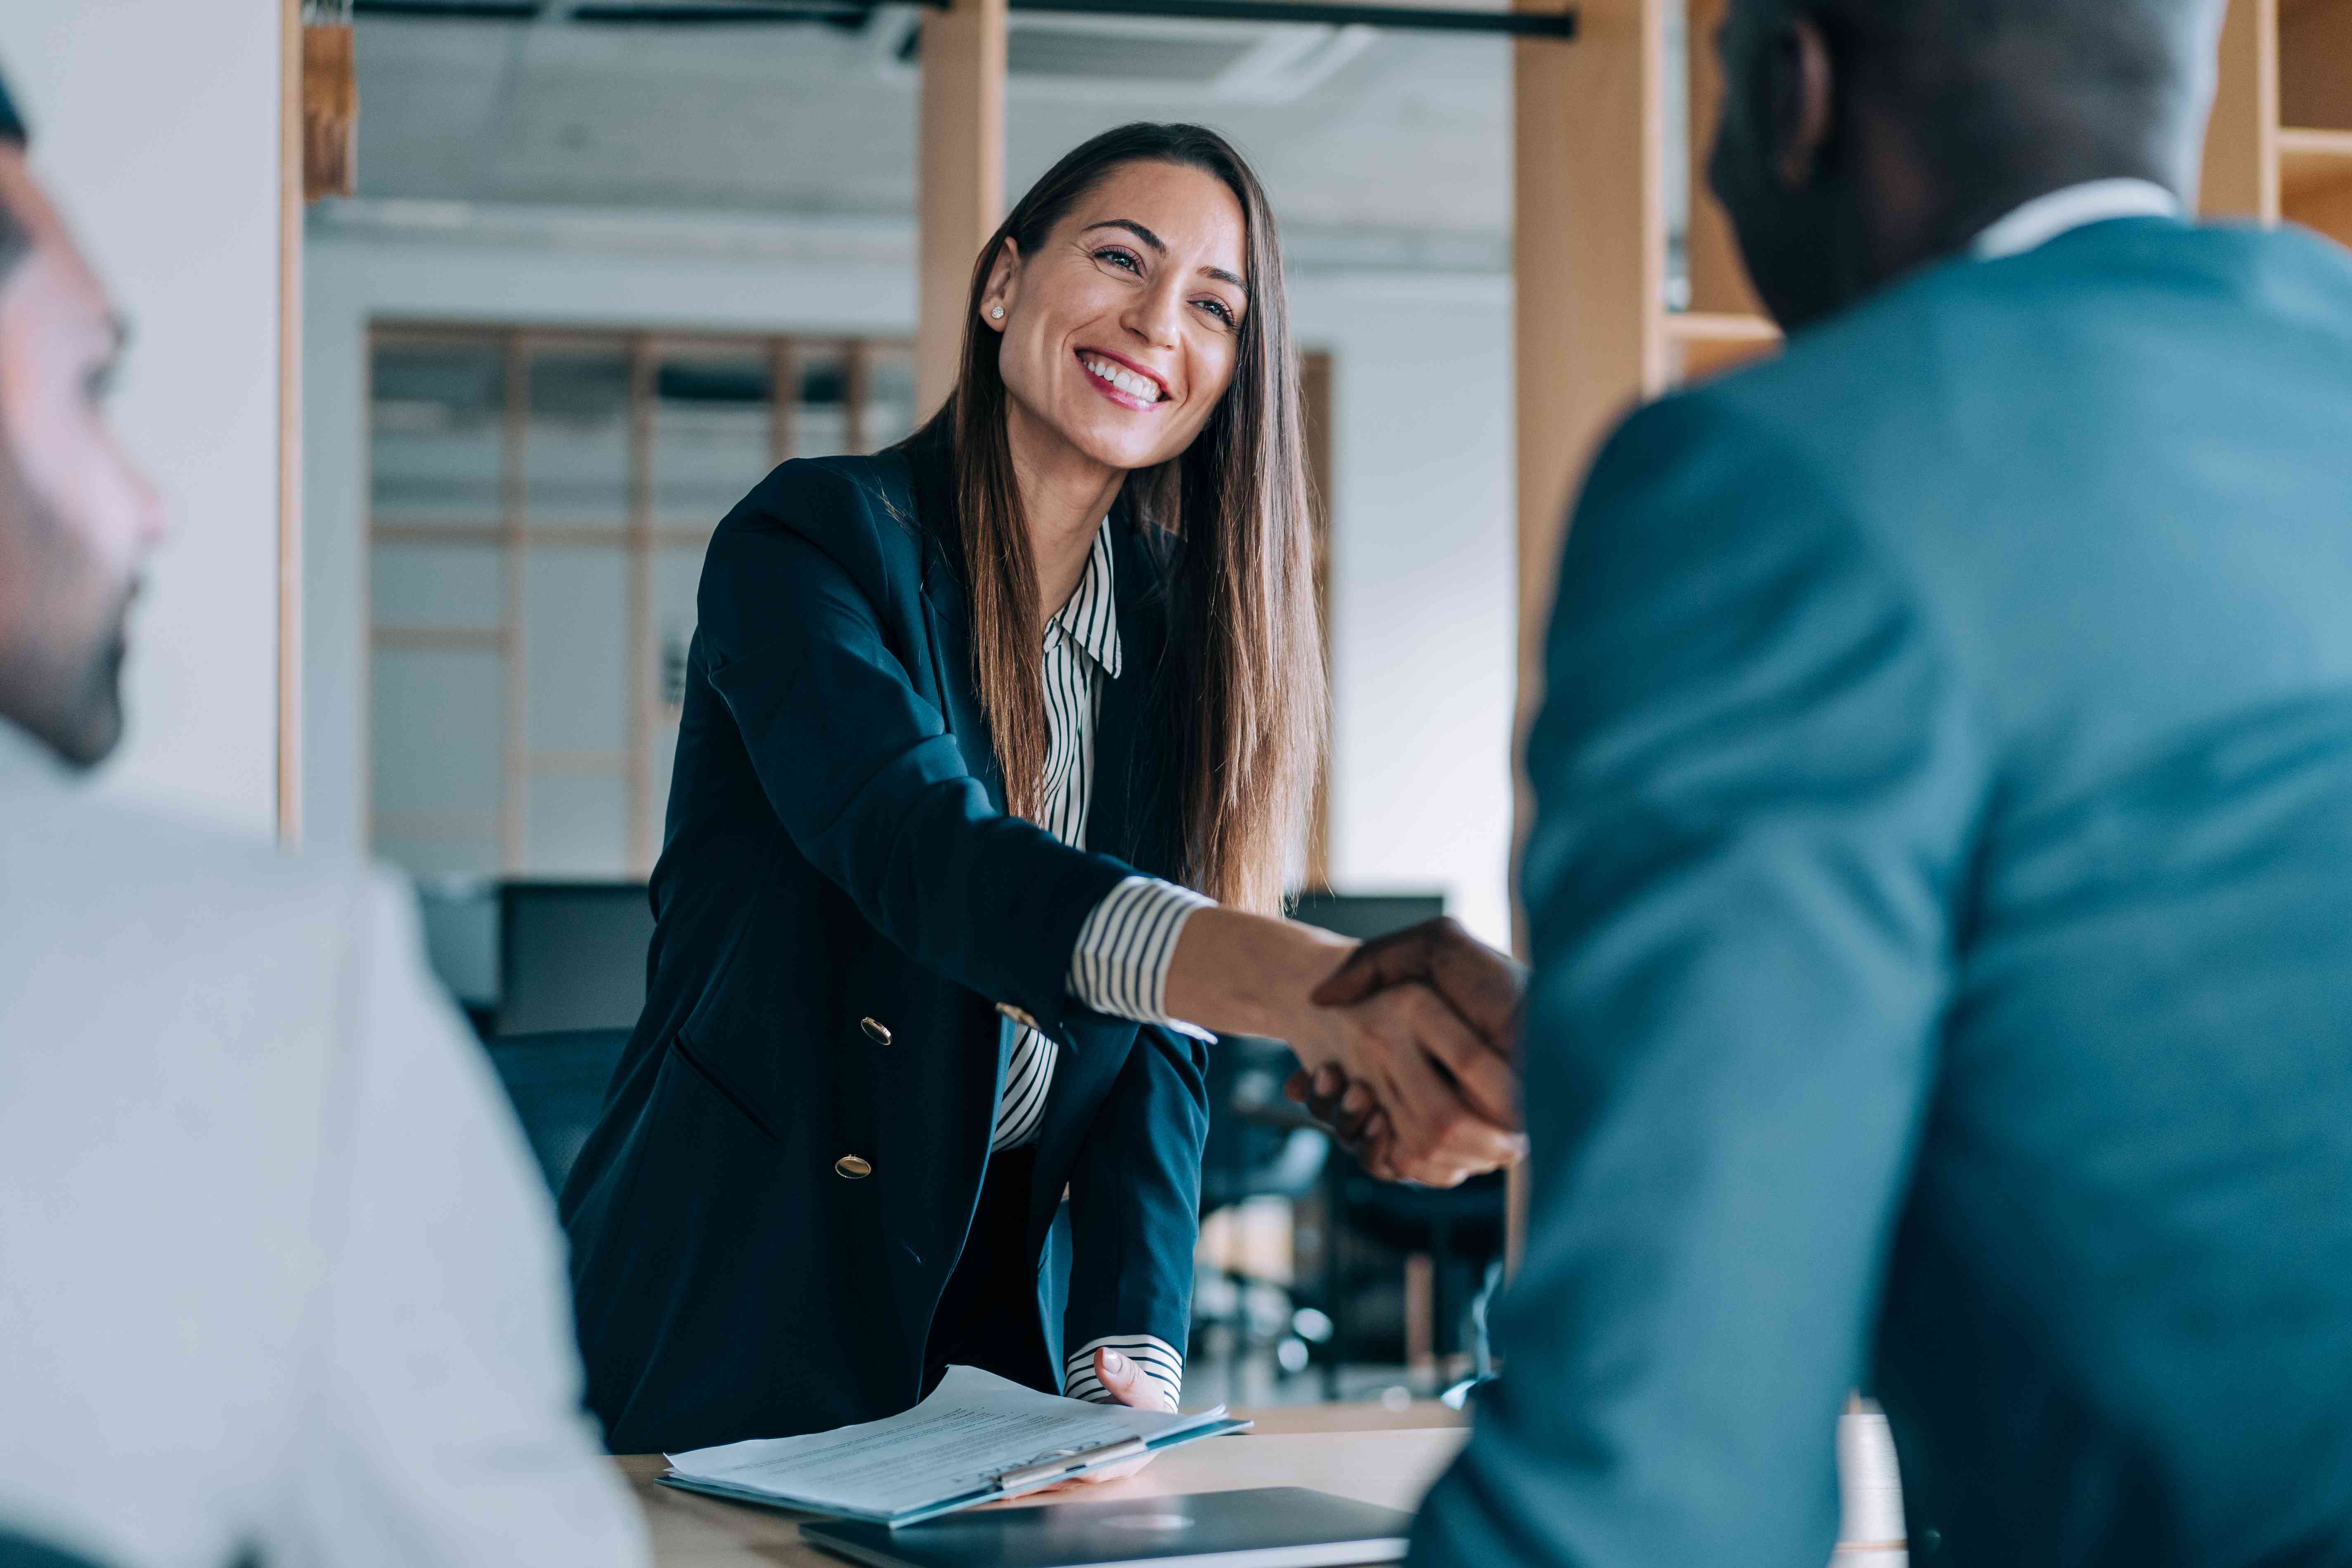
{"left": 35, "top": 793, "right": 369, "bottom": 902}
{"left": 0, "top": 789, "right": 394, "bottom": 998}
{"left": 717, "top": 450, "right": 925, "bottom": 574}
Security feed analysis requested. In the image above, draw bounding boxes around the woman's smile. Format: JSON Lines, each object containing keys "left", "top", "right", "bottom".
{"left": 1076, "top": 348, "right": 1169, "bottom": 411}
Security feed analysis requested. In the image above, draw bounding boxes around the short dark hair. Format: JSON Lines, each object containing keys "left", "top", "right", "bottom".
{"left": 1815, "top": 0, "right": 2221, "bottom": 187}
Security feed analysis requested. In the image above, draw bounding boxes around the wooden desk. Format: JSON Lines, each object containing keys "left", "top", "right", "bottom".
{"left": 620, "top": 1407, "right": 1470, "bottom": 1566}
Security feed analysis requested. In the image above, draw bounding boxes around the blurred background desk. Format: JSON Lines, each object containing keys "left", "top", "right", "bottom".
{"left": 617, "top": 1410, "right": 1469, "bottom": 1567}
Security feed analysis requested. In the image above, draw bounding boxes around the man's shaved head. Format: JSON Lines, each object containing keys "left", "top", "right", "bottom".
{"left": 1710, "top": 0, "right": 2227, "bottom": 327}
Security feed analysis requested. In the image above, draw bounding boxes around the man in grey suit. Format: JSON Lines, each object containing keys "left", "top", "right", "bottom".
{"left": 0, "top": 76, "right": 646, "bottom": 1568}
{"left": 1317, "top": 0, "right": 2352, "bottom": 1561}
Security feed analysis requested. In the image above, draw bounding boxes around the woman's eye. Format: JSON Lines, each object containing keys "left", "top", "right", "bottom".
{"left": 1195, "top": 298, "right": 1237, "bottom": 328}
{"left": 1095, "top": 248, "right": 1142, "bottom": 274}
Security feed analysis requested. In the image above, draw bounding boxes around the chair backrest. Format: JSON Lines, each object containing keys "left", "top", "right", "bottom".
{"left": 1286, "top": 892, "right": 1446, "bottom": 944}
{"left": 496, "top": 881, "right": 654, "bottom": 1036}
{"left": 0, "top": 1528, "right": 115, "bottom": 1568}
{"left": 1200, "top": 1033, "right": 1330, "bottom": 1213}
{"left": 484, "top": 1028, "right": 632, "bottom": 1196}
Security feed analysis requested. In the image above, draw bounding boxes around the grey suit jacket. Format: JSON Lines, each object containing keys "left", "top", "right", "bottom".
{"left": 1414, "top": 218, "right": 2352, "bottom": 1568}
{"left": 0, "top": 724, "right": 644, "bottom": 1568}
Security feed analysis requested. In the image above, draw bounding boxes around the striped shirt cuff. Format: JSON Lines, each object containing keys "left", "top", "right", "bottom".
{"left": 1065, "top": 1334, "right": 1184, "bottom": 1411}
{"left": 1067, "top": 876, "right": 1215, "bottom": 1043}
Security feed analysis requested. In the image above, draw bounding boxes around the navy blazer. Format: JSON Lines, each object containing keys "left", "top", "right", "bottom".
{"left": 559, "top": 427, "right": 1210, "bottom": 1454}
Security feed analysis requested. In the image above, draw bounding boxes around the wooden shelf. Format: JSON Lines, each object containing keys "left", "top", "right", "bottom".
{"left": 2281, "top": 126, "right": 2352, "bottom": 200}
{"left": 1666, "top": 311, "right": 1781, "bottom": 345}
{"left": 1665, "top": 310, "right": 1783, "bottom": 383}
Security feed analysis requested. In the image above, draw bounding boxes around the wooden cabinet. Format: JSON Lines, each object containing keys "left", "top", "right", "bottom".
{"left": 1674, "top": 0, "right": 1781, "bottom": 383}
{"left": 2269, "top": 0, "right": 2352, "bottom": 240}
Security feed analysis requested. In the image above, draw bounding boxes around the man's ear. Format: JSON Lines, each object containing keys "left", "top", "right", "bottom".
{"left": 1769, "top": 13, "right": 1838, "bottom": 190}
{"left": 979, "top": 239, "right": 1021, "bottom": 332}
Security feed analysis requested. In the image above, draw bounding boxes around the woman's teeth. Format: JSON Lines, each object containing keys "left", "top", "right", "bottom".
{"left": 1082, "top": 354, "right": 1163, "bottom": 403}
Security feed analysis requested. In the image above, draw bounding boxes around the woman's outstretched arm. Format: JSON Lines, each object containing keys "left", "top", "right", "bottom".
{"left": 1162, "top": 908, "right": 1523, "bottom": 1187}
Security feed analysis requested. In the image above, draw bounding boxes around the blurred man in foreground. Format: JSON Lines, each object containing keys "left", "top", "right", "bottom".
{"left": 1330, "top": 0, "right": 2352, "bottom": 1561}
{"left": 0, "top": 80, "right": 646, "bottom": 1568}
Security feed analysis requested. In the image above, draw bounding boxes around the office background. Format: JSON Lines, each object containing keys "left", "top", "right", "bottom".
{"left": 4, "top": 0, "right": 2345, "bottom": 1414}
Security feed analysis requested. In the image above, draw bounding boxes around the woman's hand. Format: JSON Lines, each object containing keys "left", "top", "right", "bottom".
{"left": 1161, "top": 908, "right": 1523, "bottom": 1188}
{"left": 1038, "top": 1348, "right": 1162, "bottom": 1490}
{"left": 1282, "top": 984, "right": 1525, "bottom": 1187}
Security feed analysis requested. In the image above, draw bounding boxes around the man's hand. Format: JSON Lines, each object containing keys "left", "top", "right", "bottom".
{"left": 1283, "top": 980, "right": 1524, "bottom": 1187}
{"left": 1292, "top": 920, "right": 1529, "bottom": 1185}
{"left": 1309, "top": 917, "right": 1529, "bottom": 1055}
{"left": 1159, "top": 908, "right": 1522, "bottom": 1186}
{"left": 1284, "top": 1062, "right": 1400, "bottom": 1180}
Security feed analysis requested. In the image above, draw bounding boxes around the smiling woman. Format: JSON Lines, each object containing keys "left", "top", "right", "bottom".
{"left": 949, "top": 125, "right": 1309, "bottom": 911}
{"left": 558, "top": 122, "right": 1521, "bottom": 1461}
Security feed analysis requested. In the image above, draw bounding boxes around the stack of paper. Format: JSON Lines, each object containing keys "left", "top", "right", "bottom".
{"left": 661, "top": 1365, "right": 1249, "bottom": 1528}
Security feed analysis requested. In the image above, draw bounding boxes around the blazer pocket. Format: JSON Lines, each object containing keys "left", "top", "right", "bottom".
{"left": 668, "top": 1030, "right": 781, "bottom": 1145}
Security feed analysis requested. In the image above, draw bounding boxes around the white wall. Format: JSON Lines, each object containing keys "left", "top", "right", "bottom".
{"left": 0, "top": 2, "right": 285, "bottom": 835}
{"left": 305, "top": 221, "right": 1514, "bottom": 944}
{"left": 1294, "top": 277, "right": 1515, "bottom": 947}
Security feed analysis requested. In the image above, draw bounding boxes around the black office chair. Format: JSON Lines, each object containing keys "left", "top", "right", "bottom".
{"left": 484, "top": 1028, "right": 632, "bottom": 1195}
{"left": 0, "top": 1529, "right": 115, "bottom": 1568}
{"left": 1194, "top": 1032, "right": 1331, "bottom": 1378}
{"left": 1337, "top": 1168, "right": 1507, "bottom": 1388}
{"left": 1200, "top": 1035, "right": 1329, "bottom": 1215}
{"left": 496, "top": 882, "right": 655, "bottom": 1036}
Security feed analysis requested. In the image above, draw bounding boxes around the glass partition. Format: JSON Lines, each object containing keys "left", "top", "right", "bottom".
{"left": 367, "top": 324, "right": 915, "bottom": 881}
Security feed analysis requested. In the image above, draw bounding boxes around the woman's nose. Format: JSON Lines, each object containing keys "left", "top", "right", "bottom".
{"left": 1123, "top": 280, "right": 1183, "bottom": 349}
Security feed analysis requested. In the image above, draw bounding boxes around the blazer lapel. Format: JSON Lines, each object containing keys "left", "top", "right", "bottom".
{"left": 908, "top": 436, "right": 1008, "bottom": 817}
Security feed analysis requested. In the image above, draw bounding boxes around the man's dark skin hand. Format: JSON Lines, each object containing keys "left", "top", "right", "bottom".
{"left": 1285, "top": 918, "right": 1529, "bottom": 1183}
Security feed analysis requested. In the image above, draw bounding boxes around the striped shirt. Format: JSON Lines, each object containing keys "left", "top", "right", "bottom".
{"left": 994, "top": 521, "right": 1211, "bottom": 1412}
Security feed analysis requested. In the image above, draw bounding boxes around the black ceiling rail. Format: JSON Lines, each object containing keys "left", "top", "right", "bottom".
{"left": 576, "top": 2, "right": 887, "bottom": 17}
{"left": 351, "top": 0, "right": 1578, "bottom": 38}
{"left": 354, "top": 1, "right": 540, "bottom": 16}
{"left": 350, "top": 0, "right": 880, "bottom": 17}
{"left": 1011, "top": 0, "right": 1574, "bottom": 35}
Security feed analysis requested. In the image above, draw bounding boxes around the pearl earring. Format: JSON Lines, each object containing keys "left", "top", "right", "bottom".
{"left": 991, "top": 306, "right": 1004, "bottom": 319}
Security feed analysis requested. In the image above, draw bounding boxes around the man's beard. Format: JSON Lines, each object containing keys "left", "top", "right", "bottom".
{"left": 51, "top": 582, "right": 133, "bottom": 766}
{"left": 0, "top": 451, "right": 136, "bottom": 770}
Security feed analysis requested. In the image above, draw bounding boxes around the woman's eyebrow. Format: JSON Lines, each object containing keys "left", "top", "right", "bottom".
{"left": 1084, "top": 218, "right": 1166, "bottom": 253}
{"left": 1083, "top": 219, "right": 1247, "bottom": 291}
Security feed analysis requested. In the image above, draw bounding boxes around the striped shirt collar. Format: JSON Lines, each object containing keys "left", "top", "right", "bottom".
{"left": 1046, "top": 520, "right": 1122, "bottom": 680}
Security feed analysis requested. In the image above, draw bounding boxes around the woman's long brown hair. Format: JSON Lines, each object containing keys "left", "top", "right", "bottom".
{"left": 911, "top": 123, "right": 1323, "bottom": 915}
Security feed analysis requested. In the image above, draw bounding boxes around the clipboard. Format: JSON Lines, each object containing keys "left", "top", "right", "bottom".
{"left": 658, "top": 1366, "right": 1253, "bottom": 1528}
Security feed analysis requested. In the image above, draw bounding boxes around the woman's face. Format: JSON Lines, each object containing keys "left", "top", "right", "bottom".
{"left": 984, "top": 159, "right": 1250, "bottom": 477}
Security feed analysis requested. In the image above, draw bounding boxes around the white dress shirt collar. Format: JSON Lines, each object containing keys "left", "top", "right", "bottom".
{"left": 0, "top": 716, "right": 69, "bottom": 789}
{"left": 1972, "top": 177, "right": 2185, "bottom": 261}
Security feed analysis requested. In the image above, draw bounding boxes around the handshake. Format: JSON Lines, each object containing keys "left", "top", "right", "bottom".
{"left": 1285, "top": 918, "right": 1530, "bottom": 1189}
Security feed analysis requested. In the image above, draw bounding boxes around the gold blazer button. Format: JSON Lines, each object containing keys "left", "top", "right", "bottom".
{"left": 835, "top": 1154, "right": 873, "bottom": 1180}
{"left": 859, "top": 1017, "right": 892, "bottom": 1047}
{"left": 995, "top": 1002, "right": 1039, "bottom": 1031}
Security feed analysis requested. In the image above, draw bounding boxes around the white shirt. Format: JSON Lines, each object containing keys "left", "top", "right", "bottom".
{"left": 993, "top": 521, "right": 1215, "bottom": 1412}
{"left": 1972, "top": 177, "right": 2184, "bottom": 260}
{"left": 0, "top": 722, "right": 647, "bottom": 1568}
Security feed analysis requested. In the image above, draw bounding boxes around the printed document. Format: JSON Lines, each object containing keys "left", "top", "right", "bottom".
{"left": 661, "top": 1365, "right": 1246, "bottom": 1526}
